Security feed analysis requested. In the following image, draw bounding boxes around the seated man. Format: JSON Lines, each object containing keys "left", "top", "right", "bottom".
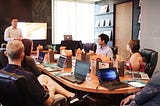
{"left": 120, "top": 71, "right": 160, "bottom": 106}
{"left": 4, "top": 40, "right": 77, "bottom": 105}
{"left": 96, "top": 33, "right": 113, "bottom": 59}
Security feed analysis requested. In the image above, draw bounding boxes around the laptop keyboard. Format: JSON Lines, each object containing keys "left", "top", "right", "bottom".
{"left": 102, "top": 82, "right": 128, "bottom": 90}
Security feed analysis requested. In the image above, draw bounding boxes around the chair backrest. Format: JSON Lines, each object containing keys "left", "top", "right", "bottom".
{"left": 111, "top": 46, "right": 118, "bottom": 59}
{"left": 83, "top": 43, "right": 97, "bottom": 53}
{"left": 140, "top": 48, "right": 158, "bottom": 78}
{"left": 0, "top": 70, "right": 34, "bottom": 106}
{"left": 0, "top": 48, "right": 8, "bottom": 69}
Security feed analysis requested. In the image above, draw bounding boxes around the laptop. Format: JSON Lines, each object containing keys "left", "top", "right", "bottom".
{"left": 64, "top": 35, "right": 72, "bottom": 41}
{"left": 61, "top": 60, "right": 90, "bottom": 84}
{"left": 42, "top": 55, "right": 66, "bottom": 72}
{"left": 97, "top": 68, "right": 128, "bottom": 90}
{"left": 131, "top": 72, "right": 149, "bottom": 80}
{"left": 35, "top": 51, "right": 45, "bottom": 63}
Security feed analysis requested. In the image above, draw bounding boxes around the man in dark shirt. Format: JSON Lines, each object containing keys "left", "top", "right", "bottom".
{"left": 120, "top": 71, "right": 160, "bottom": 106}
{"left": 4, "top": 40, "right": 81, "bottom": 105}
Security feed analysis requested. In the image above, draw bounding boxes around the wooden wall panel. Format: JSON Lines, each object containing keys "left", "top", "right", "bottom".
{"left": 115, "top": 1, "right": 132, "bottom": 60}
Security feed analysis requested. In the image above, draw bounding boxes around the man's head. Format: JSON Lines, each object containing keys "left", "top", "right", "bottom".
{"left": 11, "top": 18, "right": 18, "bottom": 28}
{"left": 98, "top": 33, "right": 109, "bottom": 47}
{"left": 5, "top": 40, "right": 24, "bottom": 61}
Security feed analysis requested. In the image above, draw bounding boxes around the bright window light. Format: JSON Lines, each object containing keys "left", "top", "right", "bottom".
{"left": 53, "top": 0, "right": 94, "bottom": 43}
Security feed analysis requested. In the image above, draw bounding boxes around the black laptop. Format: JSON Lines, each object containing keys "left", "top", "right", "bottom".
{"left": 61, "top": 60, "right": 90, "bottom": 84}
{"left": 35, "top": 51, "right": 45, "bottom": 63}
{"left": 97, "top": 68, "right": 128, "bottom": 90}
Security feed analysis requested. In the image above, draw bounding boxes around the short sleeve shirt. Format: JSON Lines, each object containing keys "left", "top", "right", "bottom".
{"left": 4, "top": 26, "right": 23, "bottom": 41}
{"left": 96, "top": 45, "right": 113, "bottom": 58}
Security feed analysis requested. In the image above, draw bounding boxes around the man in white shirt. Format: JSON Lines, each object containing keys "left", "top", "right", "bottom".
{"left": 96, "top": 33, "right": 113, "bottom": 58}
{"left": 4, "top": 18, "right": 23, "bottom": 42}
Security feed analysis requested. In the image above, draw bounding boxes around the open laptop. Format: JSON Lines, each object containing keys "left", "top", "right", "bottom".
{"left": 42, "top": 55, "right": 66, "bottom": 72}
{"left": 64, "top": 35, "right": 72, "bottom": 41}
{"left": 97, "top": 68, "right": 128, "bottom": 90}
{"left": 61, "top": 60, "right": 90, "bottom": 84}
{"left": 35, "top": 51, "right": 45, "bottom": 63}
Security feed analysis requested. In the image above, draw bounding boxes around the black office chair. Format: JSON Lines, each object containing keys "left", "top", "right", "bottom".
{"left": 0, "top": 48, "right": 8, "bottom": 69}
{"left": 0, "top": 70, "right": 67, "bottom": 106}
{"left": 140, "top": 48, "right": 158, "bottom": 78}
{"left": 0, "top": 70, "right": 31, "bottom": 106}
{"left": 111, "top": 46, "right": 118, "bottom": 59}
{"left": 83, "top": 43, "right": 97, "bottom": 53}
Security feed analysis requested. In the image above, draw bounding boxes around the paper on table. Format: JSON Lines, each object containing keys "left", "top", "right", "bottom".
{"left": 128, "top": 81, "right": 146, "bottom": 88}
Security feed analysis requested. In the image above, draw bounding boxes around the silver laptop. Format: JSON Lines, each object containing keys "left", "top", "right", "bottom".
{"left": 64, "top": 35, "right": 72, "bottom": 41}
{"left": 60, "top": 60, "right": 90, "bottom": 84}
{"left": 42, "top": 55, "right": 66, "bottom": 72}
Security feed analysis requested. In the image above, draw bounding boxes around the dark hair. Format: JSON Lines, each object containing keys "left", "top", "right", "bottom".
{"left": 128, "top": 40, "right": 140, "bottom": 53}
{"left": 98, "top": 33, "right": 109, "bottom": 44}
{"left": 22, "top": 39, "right": 33, "bottom": 56}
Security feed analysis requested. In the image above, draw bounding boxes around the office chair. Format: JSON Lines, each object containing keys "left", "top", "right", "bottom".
{"left": 111, "top": 46, "right": 118, "bottom": 59}
{"left": 0, "top": 48, "right": 8, "bottom": 69}
{"left": 1, "top": 43, "right": 6, "bottom": 48}
{"left": 140, "top": 48, "right": 158, "bottom": 78}
{"left": 0, "top": 70, "right": 67, "bottom": 106}
{"left": 83, "top": 43, "right": 97, "bottom": 53}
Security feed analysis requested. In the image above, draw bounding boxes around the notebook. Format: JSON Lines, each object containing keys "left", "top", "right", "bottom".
{"left": 42, "top": 55, "right": 66, "bottom": 72}
{"left": 64, "top": 35, "right": 72, "bottom": 41}
{"left": 131, "top": 72, "right": 149, "bottom": 80}
{"left": 97, "top": 68, "right": 128, "bottom": 90}
{"left": 35, "top": 51, "right": 45, "bottom": 63}
{"left": 61, "top": 60, "right": 90, "bottom": 84}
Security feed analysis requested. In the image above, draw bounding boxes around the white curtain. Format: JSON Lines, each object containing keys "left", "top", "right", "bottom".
{"left": 53, "top": 0, "right": 94, "bottom": 43}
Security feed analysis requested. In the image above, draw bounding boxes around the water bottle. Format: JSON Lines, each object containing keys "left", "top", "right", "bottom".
{"left": 85, "top": 73, "right": 91, "bottom": 82}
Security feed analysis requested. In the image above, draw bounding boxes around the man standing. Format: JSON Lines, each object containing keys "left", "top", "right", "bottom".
{"left": 96, "top": 33, "right": 113, "bottom": 58}
{"left": 4, "top": 18, "right": 23, "bottom": 42}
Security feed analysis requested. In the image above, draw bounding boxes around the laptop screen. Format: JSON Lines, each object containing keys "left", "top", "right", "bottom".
{"left": 74, "top": 60, "right": 90, "bottom": 78}
{"left": 57, "top": 56, "right": 66, "bottom": 68}
{"left": 64, "top": 35, "right": 72, "bottom": 41}
{"left": 38, "top": 52, "right": 45, "bottom": 61}
{"left": 97, "top": 68, "right": 120, "bottom": 83}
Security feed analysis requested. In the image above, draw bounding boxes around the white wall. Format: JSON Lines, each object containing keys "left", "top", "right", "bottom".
{"left": 140, "top": 0, "right": 160, "bottom": 74}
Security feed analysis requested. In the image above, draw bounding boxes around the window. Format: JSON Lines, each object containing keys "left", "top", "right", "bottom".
{"left": 53, "top": 0, "right": 94, "bottom": 43}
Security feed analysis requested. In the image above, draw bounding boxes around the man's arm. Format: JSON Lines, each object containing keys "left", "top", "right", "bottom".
{"left": 135, "top": 84, "right": 157, "bottom": 105}
{"left": 17, "top": 28, "right": 23, "bottom": 40}
{"left": 120, "top": 94, "right": 135, "bottom": 106}
{"left": 4, "top": 28, "right": 14, "bottom": 41}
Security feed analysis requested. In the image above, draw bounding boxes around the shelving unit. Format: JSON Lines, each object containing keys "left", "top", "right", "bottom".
{"left": 94, "top": 0, "right": 141, "bottom": 47}
{"left": 132, "top": 0, "right": 141, "bottom": 40}
{"left": 94, "top": 1, "right": 114, "bottom": 47}
{"left": 137, "top": 0, "right": 141, "bottom": 40}
{"left": 95, "top": 11, "right": 114, "bottom": 16}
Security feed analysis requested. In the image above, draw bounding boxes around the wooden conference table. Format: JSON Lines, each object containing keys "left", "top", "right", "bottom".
{"left": 41, "top": 65, "right": 146, "bottom": 94}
